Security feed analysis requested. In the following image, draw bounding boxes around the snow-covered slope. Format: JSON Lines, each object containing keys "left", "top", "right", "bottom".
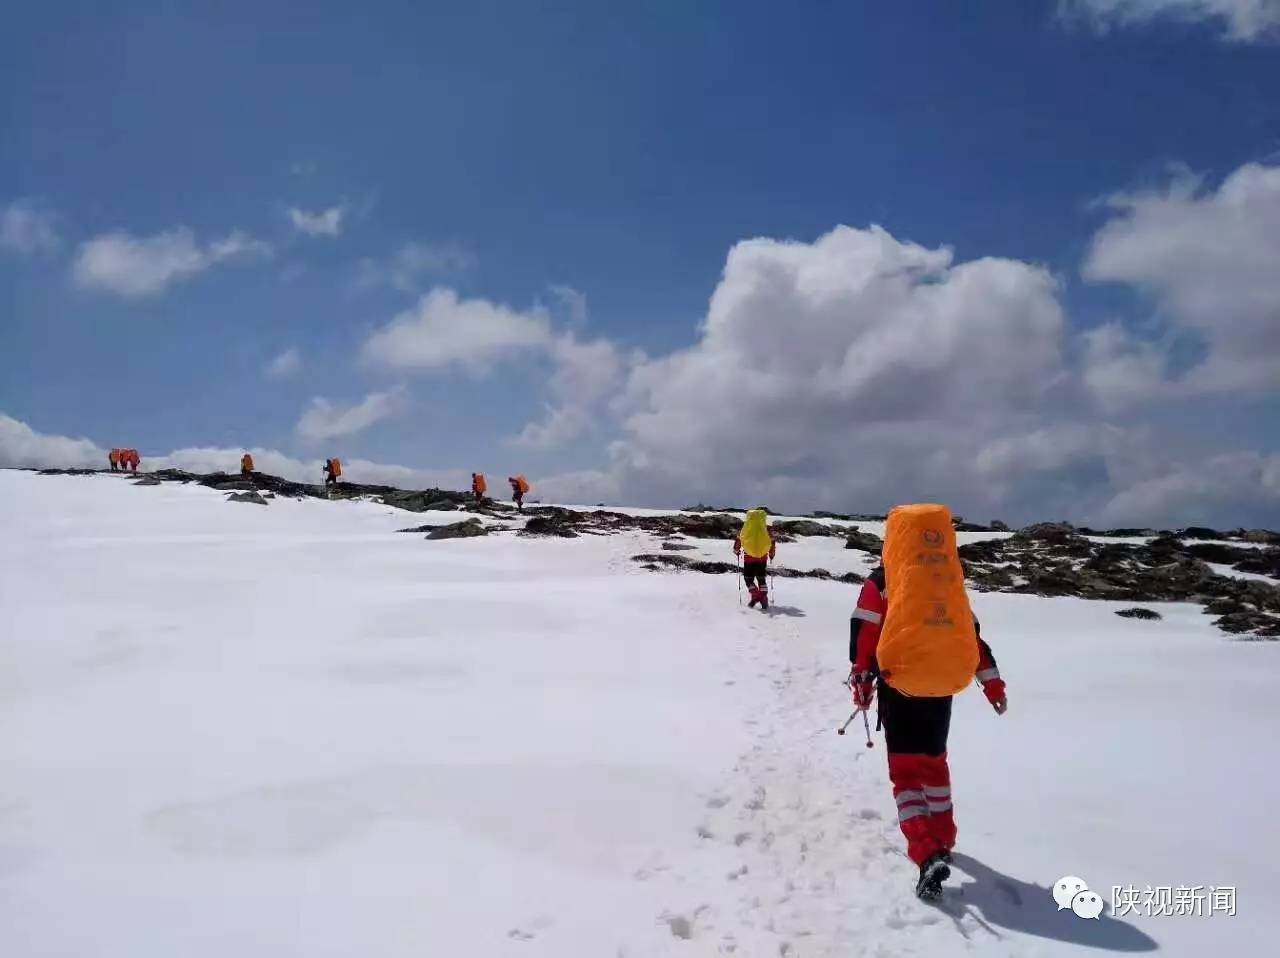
{"left": 1, "top": 470, "right": 1276, "bottom": 956}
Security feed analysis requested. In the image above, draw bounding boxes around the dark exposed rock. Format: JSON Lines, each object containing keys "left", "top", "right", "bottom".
{"left": 425, "top": 518, "right": 487, "bottom": 540}
{"left": 215, "top": 480, "right": 256, "bottom": 491}
{"left": 520, "top": 515, "right": 582, "bottom": 538}
{"left": 133, "top": 477, "right": 161, "bottom": 486}
{"left": 631, "top": 553, "right": 863, "bottom": 584}
{"left": 958, "top": 539, "right": 1006, "bottom": 563}
{"left": 812, "top": 510, "right": 856, "bottom": 521}
{"left": 227, "top": 491, "right": 268, "bottom": 505}
{"left": 1242, "top": 529, "right": 1280, "bottom": 545}
{"left": 772, "top": 519, "right": 842, "bottom": 538}
{"left": 662, "top": 542, "right": 696, "bottom": 551}
{"left": 1184, "top": 542, "right": 1251, "bottom": 565}
{"left": 1180, "top": 526, "right": 1227, "bottom": 541}
{"left": 1014, "top": 522, "right": 1079, "bottom": 544}
{"left": 990, "top": 520, "right": 1010, "bottom": 532}
{"left": 1116, "top": 607, "right": 1162, "bottom": 621}
{"left": 844, "top": 529, "right": 884, "bottom": 554}
{"left": 954, "top": 520, "right": 994, "bottom": 533}
{"left": 1234, "top": 549, "right": 1280, "bottom": 577}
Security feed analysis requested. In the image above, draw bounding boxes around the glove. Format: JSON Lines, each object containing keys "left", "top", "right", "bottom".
{"left": 851, "top": 669, "right": 874, "bottom": 710}
{"left": 983, "top": 678, "right": 1008, "bottom": 715}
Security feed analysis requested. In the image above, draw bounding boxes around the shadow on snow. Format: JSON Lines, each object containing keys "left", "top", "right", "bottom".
{"left": 935, "top": 854, "right": 1159, "bottom": 952}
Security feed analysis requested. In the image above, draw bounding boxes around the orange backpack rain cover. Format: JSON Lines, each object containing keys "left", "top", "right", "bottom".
{"left": 330, "top": 458, "right": 342, "bottom": 478}
{"left": 515, "top": 475, "right": 530, "bottom": 495}
{"left": 877, "top": 503, "right": 978, "bottom": 697}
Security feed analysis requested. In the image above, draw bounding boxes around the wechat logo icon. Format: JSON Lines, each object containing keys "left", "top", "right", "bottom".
{"left": 1053, "top": 876, "right": 1104, "bottom": 920}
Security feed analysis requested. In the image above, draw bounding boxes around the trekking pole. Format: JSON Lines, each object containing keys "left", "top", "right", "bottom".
{"left": 861, "top": 707, "right": 874, "bottom": 748}
{"left": 836, "top": 709, "right": 861, "bottom": 736}
{"left": 737, "top": 554, "right": 743, "bottom": 606}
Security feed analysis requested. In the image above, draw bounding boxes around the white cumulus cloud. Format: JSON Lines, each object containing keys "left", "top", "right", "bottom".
{"left": 603, "top": 224, "right": 1070, "bottom": 515}
{"left": 295, "top": 387, "right": 407, "bottom": 441}
{"left": 361, "top": 288, "right": 553, "bottom": 374}
{"left": 1082, "top": 161, "right": 1280, "bottom": 399}
{"left": 1, "top": 200, "right": 61, "bottom": 255}
{"left": 511, "top": 335, "right": 634, "bottom": 449}
{"left": 0, "top": 414, "right": 104, "bottom": 469}
{"left": 288, "top": 206, "right": 346, "bottom": 238}
{"left": 1062, "top": 0, "right": 1280, "bottom": 41}
{"left": 72, "top": 227, "right": 272, "bottom": 297}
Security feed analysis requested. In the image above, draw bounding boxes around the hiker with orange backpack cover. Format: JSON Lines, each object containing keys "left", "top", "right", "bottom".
{"left": 848, "top": 503, "right": 1007, "bottom": 900}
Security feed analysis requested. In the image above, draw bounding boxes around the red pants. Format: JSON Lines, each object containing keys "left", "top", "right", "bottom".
{"left": 889, "top": 752, "right": 956, "bottom": 864}
{"left": 880, "top": 683, "right": 956, "bottom": 864}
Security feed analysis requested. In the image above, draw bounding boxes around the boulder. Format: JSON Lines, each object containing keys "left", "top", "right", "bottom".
{"left": 1184, "top": 542, "right": 1249, "bottom": 565}
{"left": 1181, "top": 526, "right": 1227, "bottom": 541}
{"left": 215, "top": 480, "right": 256, "bottom": 492}
{"left": 425, "top": 519, "right": 487, "bottom": 540}
{"left": 772, "top": 519, "right": 840, "bottom": 538}
{"left": 958, "top": 539, "right": 1006, "bottom": 563}
{"left": 1241, "top": 529, "right": 1280, "bottom": 545}
{"left": 227, "top": 491, "right": 268, "bottom": 506}
{"left": 1233, "top": 549, "right": 1280, "bottom": 578}
{"left": 1116, "top": 607, "right": 1162, "bottom": 621}
{"left": 520, "top": 515, "right": 582, "bottom": 538}
{"left": 844, "top": 529, "right": 884, "bottom": 554}
{"left": 1014, "top": 522, "right": 1079, "bottom": 544}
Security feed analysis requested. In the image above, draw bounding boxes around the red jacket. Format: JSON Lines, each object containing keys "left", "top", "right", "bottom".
{"left": 850, "top": 567, "right": 1001, "bottom": 689}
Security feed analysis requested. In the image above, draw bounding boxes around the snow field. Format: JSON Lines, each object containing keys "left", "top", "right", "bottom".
{"left": 2, "top": 470, "right": 1277, "bottom": 956}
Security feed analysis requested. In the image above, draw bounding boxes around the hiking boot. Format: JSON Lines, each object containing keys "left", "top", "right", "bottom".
{"left": 915, "top": 852, "right": 951, "bottom": 900}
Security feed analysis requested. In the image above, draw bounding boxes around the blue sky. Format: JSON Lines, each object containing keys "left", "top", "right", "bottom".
{"left": 3, "top": 1, "right": 1279, "bottom": 525}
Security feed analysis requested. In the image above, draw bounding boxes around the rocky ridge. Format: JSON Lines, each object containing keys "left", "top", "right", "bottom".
{"left": 28, "top": 468, "right": 1280, "bottom": 638}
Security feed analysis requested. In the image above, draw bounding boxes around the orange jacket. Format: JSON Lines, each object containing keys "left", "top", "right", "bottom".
{"left": 472, "top": 473, "right": 487, "bottom": 496}
{"left": 241, "top": 454, "right": 255, "bottom": 472}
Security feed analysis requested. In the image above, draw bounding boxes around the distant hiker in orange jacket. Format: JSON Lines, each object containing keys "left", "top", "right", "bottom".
{"left": 123, "top": 449, "right": 140, "bottom": 473}
{"left": 472, "top": 472, "right": 488, "bottom": 502}
{"left": 241, "top": 453, "right": 255, "bottom": 476}
{"left": 108, "top": 449, "right": 120, "bottom": 472}
{"left": 848, "top": 504, "right": 1007, "bottom": 900}
{"left": 508, "top": 475, "right": 530, "bottom": 511}
{"left": 323, "top": 458, "right": 342, "bottom": 487}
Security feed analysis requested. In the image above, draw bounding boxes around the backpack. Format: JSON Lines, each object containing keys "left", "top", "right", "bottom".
{"left": 331, "top": 458, "right": 342, "bottom": 478}
{"left": 514, "top": 475, "right": 530, "bottom": 495}
{"left": 738, "top": 509, "right": 773, "bottom": 559}
{"left": 877, "top": 503, "right": 978, "bottom": 697}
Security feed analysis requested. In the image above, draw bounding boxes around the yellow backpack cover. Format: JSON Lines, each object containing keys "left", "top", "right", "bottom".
{"left": 738, "top": 509, "right": 773, "bottom": 559}
{"left": 878, "top": 503, "right": 978, "bottom": 697}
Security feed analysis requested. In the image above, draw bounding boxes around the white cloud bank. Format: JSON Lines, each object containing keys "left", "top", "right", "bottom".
{"left": 1082, "top": 162, "right": 1280, "bottom": 401}
{"left": 361, "top": 289, "right": 553, "bottom": 374}
{"left": 1062, "top": 0, "right": 1280, "bottom": 41}
{"left": 0, "top": 413, "right": 467, "bottom": 491}
{"left": 73, "top": 227, "right": 272, "bottom": 297}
